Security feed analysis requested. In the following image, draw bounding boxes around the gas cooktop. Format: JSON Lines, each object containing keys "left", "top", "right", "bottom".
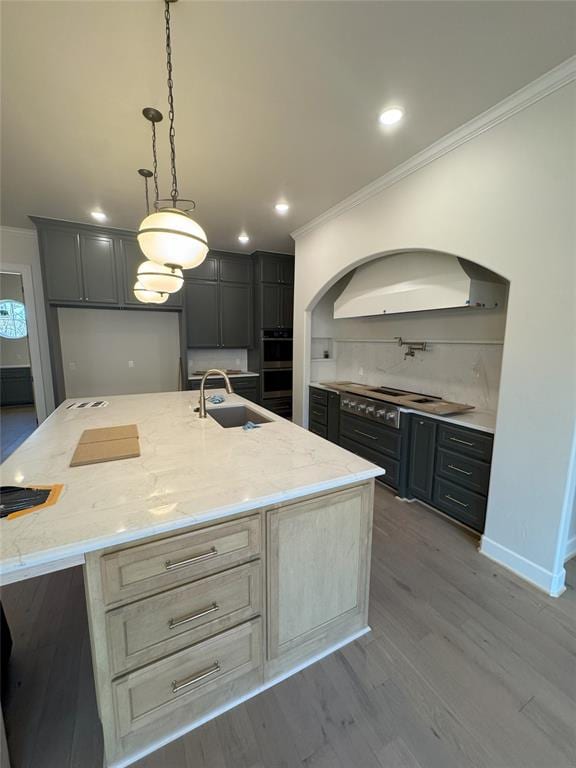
{"left": 321, "top": 382, "right": 474, "bottom": 416}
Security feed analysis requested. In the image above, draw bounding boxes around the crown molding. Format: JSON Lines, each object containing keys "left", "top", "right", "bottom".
{"left": 292, "top": 56, "right": 576, "bottom": 240}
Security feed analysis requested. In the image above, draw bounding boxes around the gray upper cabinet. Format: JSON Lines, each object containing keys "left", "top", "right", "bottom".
{"left": 220, "top": 283, "right": 253, "bottom": 347}
{"left": 259, "top": 254, "right": 294, "bottom": 284}
{"left": 261, "top": 284, "right": 281, "bottom": 328}
{"left": 41, "top": 228, "right": 83, "bottom": 303}
{"left": 281, "top": 284, "right": 293, "bottom": 327}
{"left": 185, "top": 281, "right": 219, "bottom": 347}
{"left": 184, "top": 255, "right": 218, "bottom": 282}
{"left": 219, "top": 255, "right": 252, "bottom": 284}
{"left": 80, "top": 234, "right": 118, "bottom": 304}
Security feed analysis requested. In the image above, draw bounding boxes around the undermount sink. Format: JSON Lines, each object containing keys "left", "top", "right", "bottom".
{"left": 207, "top": 405, "right": 271, "bottom": 429}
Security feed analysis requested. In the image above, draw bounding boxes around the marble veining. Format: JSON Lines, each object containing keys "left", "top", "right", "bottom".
{"left": 0, "top": 391, "right": 382, "bottom": 583}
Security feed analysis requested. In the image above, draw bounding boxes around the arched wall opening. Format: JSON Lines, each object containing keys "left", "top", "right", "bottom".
{"left": 307, "top": 249, "right": 509, "bottom": 416}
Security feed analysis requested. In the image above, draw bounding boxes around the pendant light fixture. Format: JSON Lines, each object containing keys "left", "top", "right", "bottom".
{"left": 137, "top": 0, "right": 209, "bottom": 271}
{"left": 133, "top": 168, "right": 181, "bottom": 303}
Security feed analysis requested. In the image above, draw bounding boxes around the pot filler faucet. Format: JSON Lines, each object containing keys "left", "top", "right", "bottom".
{"left": 198, "top": 369, "right": 234, "bottom": 418}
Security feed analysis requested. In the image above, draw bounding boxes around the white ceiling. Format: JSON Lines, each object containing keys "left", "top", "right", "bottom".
{"left": 2, "top": 1, "right": 575, "bottom": 253}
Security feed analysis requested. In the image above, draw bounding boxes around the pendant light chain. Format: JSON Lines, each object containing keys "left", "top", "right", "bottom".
{"left": 164, "top": 0, "right": 179, "bottom": 207}
{"left": 144, "top": 174, "right": 150, "bottom": 215}
{"left": 151, "top": 121, "right": 160, "bottom": 208}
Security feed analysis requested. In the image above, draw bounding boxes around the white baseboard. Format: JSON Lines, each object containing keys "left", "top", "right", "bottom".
{"left": 480, "top": 536, "right": 566, "bottom": 597}
{"left": 564, "top": 535, "right": 576, "bottom": 563}
{"left": 109, "top": 626, "right": 371, "bottom": 768}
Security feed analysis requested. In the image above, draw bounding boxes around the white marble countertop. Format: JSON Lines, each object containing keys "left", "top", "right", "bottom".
{"left": 0, "top": 391, "right": 382, "bottom": 584}
{"left": 188, "top": 371, "right": 260, "bottom": 380}
{"left": 310, "top": 382, "right": 496, "bottom": 433}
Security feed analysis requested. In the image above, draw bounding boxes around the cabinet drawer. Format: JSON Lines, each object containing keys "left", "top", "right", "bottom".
{"left": 340, "top": 413, "right": 401, "bottom": 459}
{"left": 339, "top": 436, "right": 399, "bottom": 489}
{"left": 309, "top": 388, "right": 328, "bottom": 407}
{"left": 437, "top": 424, "right": 493, "bottom": 462}
{"left": 113, "top": 618, "right": 262, "bottom": 738}
{"left": 309, "top": 420, "right": 328, "bottom": 439}
{"left": 432, "top": 477, "right": 487, "bottom": 532}
{"left": 101, "top": 516, "right": 261, "bottom": 607}
{"left": 436, "top": 448, "right": 490, "bottom": 496}
{"left": 309, "top": 402, "right": 327, "bottom": 425}
{"left": 106, "top": 561, "right": 262, "bottom": 676}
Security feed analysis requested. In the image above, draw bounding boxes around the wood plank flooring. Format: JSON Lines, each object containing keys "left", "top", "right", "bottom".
{"left": 0, "top": 406, "right": 37, "bottom": 462}
{"left": 2, "top": 485, "right": 575, "bottom": 768}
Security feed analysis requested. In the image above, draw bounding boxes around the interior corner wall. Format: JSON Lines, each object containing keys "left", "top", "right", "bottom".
{"left": 0, "top": 226, "right": 55, "bottom": 417}
{"left": 292, "top": 82, "right": 576, "bottom": 596}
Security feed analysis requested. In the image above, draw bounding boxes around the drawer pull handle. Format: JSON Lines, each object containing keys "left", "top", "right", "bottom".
{"left": 354, "top": 429, "right": 378, "bottom": 441}
{"left": 165, "top": 547, "right": 218, "bottom": 571}
{"left": 168, "top": 603, "right": 219, "bottom": 630}
{"left": 171, "top": 662, "right": 220, "bottom": 694}
{"left": 448, "top": 464, "right": 472, "bottom": 476}
{"left": 445, "top": 494, "right": 469, "bottom": 509}
{"left": 448, "top": 436, "right": 475, "bottom": 447}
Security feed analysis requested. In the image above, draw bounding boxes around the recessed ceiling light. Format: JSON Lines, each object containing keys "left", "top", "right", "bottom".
{"left": 91, "top": 211, "right": 108, "bottom": 222}
{"left": 238, "top": 233, "right": 250, "bottom": 244}
{"left": 274, "top": 202, "right": 290, "bottom": 215}
{"left": 378, "top": 107, "right": 404, "bottom": 126}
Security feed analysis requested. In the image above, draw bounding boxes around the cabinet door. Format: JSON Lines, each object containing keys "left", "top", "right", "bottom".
{"left": 185, "top": 281, "right": 219, "bottom": 347}
{"left": 280, "top": 284, "right": 293, "bottom": 328}
{"left": 41, "top": 229, "right": 82, "bottom": 303}
{"left": 220, "top": 256, "right": 252, "bottom": 284}
{"left": 408, "top": 416, "right": 437, "bottom": 502}
{"left": 80, "top": 234, "right": 118, "bottom": 304}
{"left": 220, "top": 283, "right": 253, "bottom": 348}
{"left": 184, "top": 256, "right": 218, "bottom": 282}
{"left": 267, "top": 483, "right": 372, "bottom": 665}
{"left": 279, "top": 259, "right": 294, "bottom": 285}
{"left": 260, "top": 258, "right": 280, "bottom": 283}
{"left": 261, "top": 284, "right": 281, "bottom": 328}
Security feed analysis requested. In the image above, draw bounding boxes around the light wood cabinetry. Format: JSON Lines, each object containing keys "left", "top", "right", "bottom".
{"left": 266, "top": 483, "right": 373, "bottom": 676}
{"left": 84, "top": 481, "right": 373, "bottom": 768}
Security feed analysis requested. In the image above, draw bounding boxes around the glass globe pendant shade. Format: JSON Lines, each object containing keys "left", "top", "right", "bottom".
{"left": 137, "top": 209, "right": 209, "bottom": 270}
{"left": 133, "top": 281, "right": 169, "bottom": 304}
{"left": 137, "top": 261, "right": 183, "bottom": 294}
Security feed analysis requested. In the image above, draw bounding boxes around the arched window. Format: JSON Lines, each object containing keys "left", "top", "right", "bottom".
{"left": 0, "top": 299, "right": 28, "bottom": 339}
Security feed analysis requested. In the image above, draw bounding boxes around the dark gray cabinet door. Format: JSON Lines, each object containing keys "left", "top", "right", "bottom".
{"left": 408, "top": 416, "right": 437, "bottom": 502}
{"left": 220, "top": 283, "right": 253, "bottom": 348}
{"left": 279, "top": 259, "right": 294, "bottom": 284}
{"left": 184, "top": 256, "right": 218, "bottom": 282}
{"left": 220, "top": 256, "right": 252, "bottom": 284}
{"left": 281, "top": 284, "right": 293, "bottom": 327}
{"left": 80, "top": 234, "right": 118, "bottom": 304}
{"left": 185, "top": 281, "right": 219, "bottom": 347}
{"left": 41, "top": 229, "right": 83, "bottom": 302}
{"left": 260, "top": 258, "right": 280, "bottom": 283}
{"left": 261, "top": 284, "right": 281, "bottom": 328}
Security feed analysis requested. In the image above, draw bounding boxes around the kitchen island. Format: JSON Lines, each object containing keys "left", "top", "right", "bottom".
{"left": 0, "top": 390, "right": 382, "bottom": 767}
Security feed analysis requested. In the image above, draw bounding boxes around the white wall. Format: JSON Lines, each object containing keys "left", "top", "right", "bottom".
{"left": 59, "top": 308, "right": 180, "bottom": 398}
{"left": 0, "top": 272, "right": 31, "bottom": 366}
{"left": 293, "top": 81, "right": 576, "bottom": 596}
{"left": 0, "top": 226, "right": 54, "bottom": 417}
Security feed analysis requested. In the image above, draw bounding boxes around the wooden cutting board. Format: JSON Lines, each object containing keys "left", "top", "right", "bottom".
{"left": 70, "top": 424, "right": 140, "bottom": 467}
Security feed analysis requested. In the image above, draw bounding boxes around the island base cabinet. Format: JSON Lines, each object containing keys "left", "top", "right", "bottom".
{"left": 265, "top": 482, "right": 373, "bottom": 679}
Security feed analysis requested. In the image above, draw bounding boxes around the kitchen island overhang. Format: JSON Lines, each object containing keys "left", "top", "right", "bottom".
{"left": 0, "top": 391, "right": 383, "bottom": 768}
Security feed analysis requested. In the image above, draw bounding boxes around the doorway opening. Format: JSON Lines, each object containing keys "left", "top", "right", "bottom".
{"left": 0, "top": 271, "right": 38, "bottom": 460}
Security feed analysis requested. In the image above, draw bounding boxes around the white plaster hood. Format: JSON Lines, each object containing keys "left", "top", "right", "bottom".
{"left": 333, "top": 253, "right": 507, "bottom": 319}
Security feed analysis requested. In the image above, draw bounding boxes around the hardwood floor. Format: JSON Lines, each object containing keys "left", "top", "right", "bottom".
{"left": 0, "top": 406, "right": 37, "bottom": 462}
{"left": 2, "top": 485, "right": 575, "bottom": 768}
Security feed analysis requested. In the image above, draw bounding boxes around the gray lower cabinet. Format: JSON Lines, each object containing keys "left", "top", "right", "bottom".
{"left": 185, "top": 281, "right": 219, "bottom": 347}
{"left": 407, "top": 416, "right": 437, "bottom": 502}
{"left": 187, "top": 375, "right": 259, "bottom": 404}
{"left": 0, "top": 367, "right": 34, "bottom": 406}
{"left": 308, "top": 387, "right": 340, "bottom": 443}
{"left": 407, "top": 415, "right": 492, "bottom": 533}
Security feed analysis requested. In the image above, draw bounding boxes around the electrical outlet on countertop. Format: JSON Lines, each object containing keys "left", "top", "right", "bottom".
{"left": 128, "top": 360, "right": 135, "bottom": 368}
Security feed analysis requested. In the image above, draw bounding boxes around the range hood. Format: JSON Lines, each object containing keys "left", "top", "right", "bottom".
{"left": 333, "top": 253, "right": 507, "bottom": 319}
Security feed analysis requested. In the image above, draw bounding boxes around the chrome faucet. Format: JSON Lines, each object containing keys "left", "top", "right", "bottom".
{"left": 198, "top": 369, "right": 234, "bottom": 418}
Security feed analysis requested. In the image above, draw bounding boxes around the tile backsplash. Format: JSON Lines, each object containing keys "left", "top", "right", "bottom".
{"left": 326, "top": 341, "right": 503, "bottom": 411}
{"left": 187, "top": 348, "right": 248, "bottom": 376}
